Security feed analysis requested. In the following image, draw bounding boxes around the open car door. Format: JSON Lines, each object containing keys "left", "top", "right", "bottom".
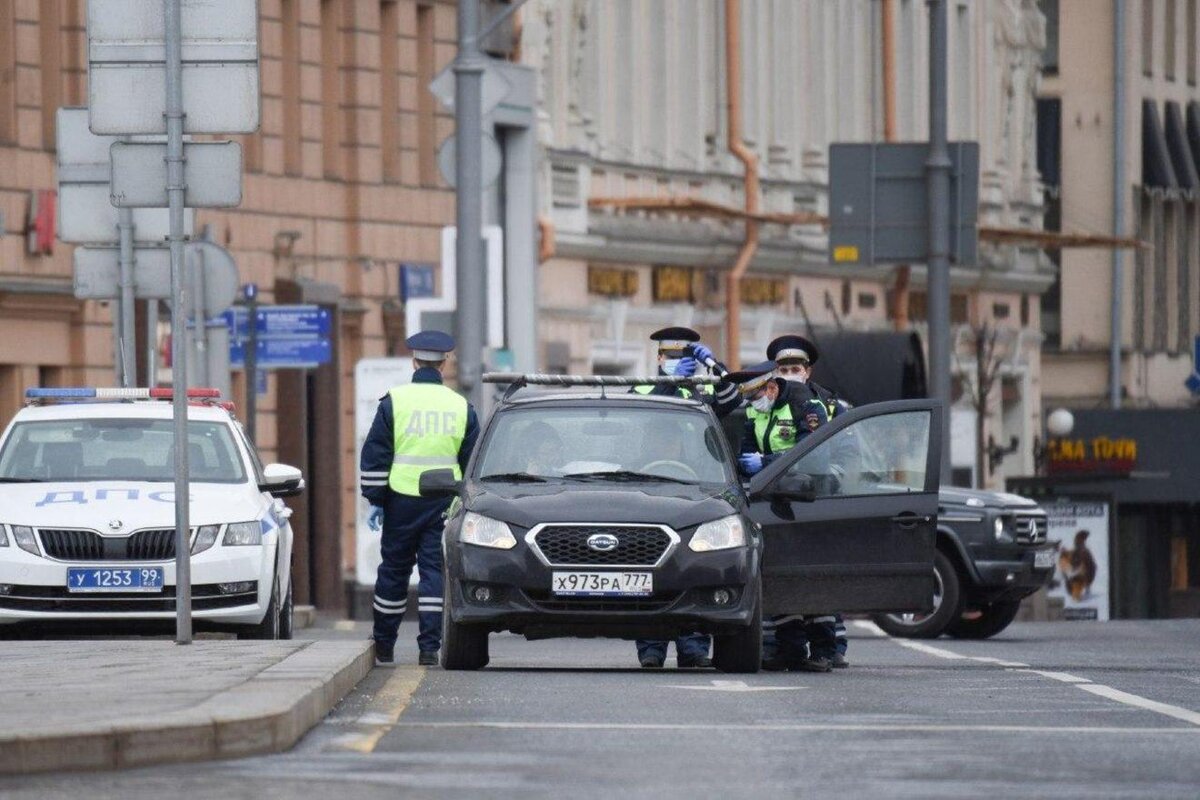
{"left": 745, "top": 399, "right": 941, "bottom": 615}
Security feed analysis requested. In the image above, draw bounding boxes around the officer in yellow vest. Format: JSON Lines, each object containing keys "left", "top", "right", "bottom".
{"left": 727, "top": 360, "right": 834, "bottom": 673}
{"left": 359, "top": 331, "right": 479, "bottom": 667}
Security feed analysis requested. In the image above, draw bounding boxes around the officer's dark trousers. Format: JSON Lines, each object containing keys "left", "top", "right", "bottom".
{"left": 834, "top": 613, "right": 848, "bottom": 656}
{"left": 765, "top": 614, "right": 838, "bottom": 662}
{"left": 636, "top": 633, "right": 711, "bottom": 663}
{"left": 372, "top": 492, "right": 449, "bottom": 653}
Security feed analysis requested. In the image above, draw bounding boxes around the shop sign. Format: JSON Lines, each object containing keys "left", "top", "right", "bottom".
{"left": 740, "top": 277, "right": 787, "bottom": 306}
{"left": 588, "top": 266, "right": 638, "bottom": 298}
{"left": 1044, "top": 498, "right": 1112, "bottom": 621}
{"left": 653, "top": 266, "right": 694, "bottom": 303}
{"left": 1046, "top": 435, "right": 1137, "bottom": 475}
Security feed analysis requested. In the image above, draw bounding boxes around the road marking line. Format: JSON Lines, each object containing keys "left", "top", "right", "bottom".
{"left": 334, "top": 666, "right": 425, "bottom": 754}
{"left": 1076, "top": 684, "right": 1200, "bottom": 727}
{"left": 969, "top": 656, "right": 1031, "bottom": 667}
{"left": 665, "top": 679, "right": 806, "bottom": 692}
{"left": 394, "top": 720, "right": 1200, "bottom": 735}
{"left": 852, "top": 620, "right": 887, "bottom": 636}
{"left": 869, "top": 628, "right": 1200, "bottom": 729}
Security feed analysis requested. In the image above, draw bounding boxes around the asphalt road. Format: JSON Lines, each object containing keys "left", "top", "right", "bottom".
{"left": 4, "top": 619, "right": 1199, "bottom": 799}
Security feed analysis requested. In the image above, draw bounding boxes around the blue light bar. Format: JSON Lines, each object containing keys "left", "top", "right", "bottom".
{"left": 25, "top": 388, "right": 97, "bottom": 399}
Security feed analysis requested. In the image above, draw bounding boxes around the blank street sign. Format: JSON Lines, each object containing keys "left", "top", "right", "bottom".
{"left": 187, "top": 240, "right": 240, "bottom": 315}
{"left": 56, "top": 107, "right": 192, "bottom": 244}
{"left": 428, "top": 62, "right": 511, "bottom": 115}
{"left": 74, "top": 246, "right": 172, "bottom": 299}
{"left": 110, "top": 141, "right": 243, "bottom": 208}
{"left": 87, "top": 0, "right": 260, "bottom": 135}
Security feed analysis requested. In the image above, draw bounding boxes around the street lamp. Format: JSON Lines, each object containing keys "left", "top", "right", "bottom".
{"left": 1034, "top": 407, "right": 1075, "bottom": 474}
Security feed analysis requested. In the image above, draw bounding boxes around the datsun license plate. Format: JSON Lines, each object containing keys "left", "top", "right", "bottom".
{"left": 552, "top": 571, "right": 653, "bottom": 597}
{"left": 1034, "top": 548, "right": 1055, "bottom": 569}
{"left": 66, "top": 567, "right": 164, "bottom": 593}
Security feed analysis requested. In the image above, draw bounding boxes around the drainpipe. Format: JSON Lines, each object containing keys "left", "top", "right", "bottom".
{"left": 882, "top": 0, "right": 911, "bottom": 331}
{"left": 1109, "top": 0, "right": 1126, "bottom": 408}
{"left": 724, "top": 0, "right": 760, "bottom": 368}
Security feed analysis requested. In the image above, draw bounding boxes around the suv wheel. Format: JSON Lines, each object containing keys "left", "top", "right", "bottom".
{"left": 441, "top": 582, "right": 489, "bottom": 670}
{"left": 237, "top": 578, "right": 281, "bottom": 640}
{"left": 946, "top": 599, "right": 1021, "bottom": 640}
{"left": 871, "top": 550, "right": 962, "bottom": 639}
{"left": 712, "top": 579, "right": 762, "bottom": 674}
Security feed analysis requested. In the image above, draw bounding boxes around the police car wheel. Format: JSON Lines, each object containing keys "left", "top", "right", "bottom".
{"left": 945, "top": 599, "right": 1021, "bottom": 640}
{"left": 441, "top": 583, "right": 488, "bottom": 670}
{"left": 712, "top": 578, "right": 762, "bottom": 674}
{"left": 870, "top": 550, "right": 962, "bottom": 639}
{"left": 278, "top": 575, "right": 295, "bottom": 640}
{"left": 237, "top": 579, "right": 282, "bottom": 640}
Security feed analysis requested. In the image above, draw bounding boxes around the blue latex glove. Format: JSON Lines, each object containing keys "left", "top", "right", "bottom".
{"left": 690, "top": 343, "right": 715, "bottom": 365}
{"left": 368, "top": 506, "right": 384, "bottom": 531}
{"left": 738, "top": 453, "right": 764, "bottom": 475}
{"left": 673, "top": 357, "right": 698, "bottom": 377}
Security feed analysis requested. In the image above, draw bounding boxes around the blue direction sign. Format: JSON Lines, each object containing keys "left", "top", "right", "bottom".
{"left": 231, "top": 337, "right": 332, "bottom": 368}
{"left": 222, "top": 305, "right": 331, "bottom": 338}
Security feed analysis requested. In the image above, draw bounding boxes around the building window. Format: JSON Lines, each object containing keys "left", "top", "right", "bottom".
{"left": 1189, "top": 0, "right": 1197, "bottom": 85}
{"left": 0, "top": 2, "right": 14, "bottom": 144}
{"left": 380, "top": 0, "right": 400, "bottom": 183}
{"left": 1041, "top": 0, "right": 1059, "bottom": 74}
{"left": 282, "top": 0, "right": 302, "bottom": 176}
{"left": 1037, "top": 98, "right": 1062, "bottom": 347}
{"left": 1144, "top": 0, "right": 1155, "bottom": 77}
{"left": 416, "top": 3, "right": 438, "bottom": 187}
{"left": 1166, "top": 0, "right": 1178, "bottom": 81}
{"left": 320, "top": 0, "right": 343, "bottom": 179}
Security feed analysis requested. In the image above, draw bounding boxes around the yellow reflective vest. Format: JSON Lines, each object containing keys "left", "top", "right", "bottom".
{"left": 387, "top": 384, "right": 468, "bottom": 496}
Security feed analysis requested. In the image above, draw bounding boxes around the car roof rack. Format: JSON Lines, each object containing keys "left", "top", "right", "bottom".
{"left": 482, "top": 373, "right": 721, "bottom": 401}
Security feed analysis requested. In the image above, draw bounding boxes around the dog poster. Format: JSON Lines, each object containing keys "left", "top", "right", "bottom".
{"left": 1044, "top": 499, "right": 1111, "bottom": 621}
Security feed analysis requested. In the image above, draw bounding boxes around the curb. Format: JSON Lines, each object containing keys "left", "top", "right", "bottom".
{"left": 0, "top": 640, "right": 373, "bottom": 775}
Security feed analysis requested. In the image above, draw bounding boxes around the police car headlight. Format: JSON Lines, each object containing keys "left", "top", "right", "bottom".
{"left": 223, "top": 521, "right": 264, "bottom": 546}
{"left": 0, "top": 524, "right": 8, "bottom": 547}
{"left": 192, "top": 525, "right": 221, "bottom": 555}
{"left": 689, "top": 515, "right": 746, "bottom": 552}
{"left": 11, "top": 526, "right": 39, "bottom": 556}
{"left": 459, "top": 512, "right": 517, "bottom": 550}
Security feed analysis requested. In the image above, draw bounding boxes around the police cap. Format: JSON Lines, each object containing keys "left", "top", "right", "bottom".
{"left": 406, "top": 330, "right": 455, "bottom": 361}
{"left": 766, "top": 334, "right": 818, "bottom": 366}
{"left": 725, "top": 360, "right": 778, "bottom": 396}
{"left": 650, "top": 326, "right": 700, "bottom": 356}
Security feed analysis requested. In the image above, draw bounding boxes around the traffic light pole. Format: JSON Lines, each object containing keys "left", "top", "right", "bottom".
{"left": 926, "top": 0, "right": 952, "bottom": 483}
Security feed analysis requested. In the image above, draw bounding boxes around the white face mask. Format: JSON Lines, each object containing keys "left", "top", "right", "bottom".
{"left": 750, "top": 394, "right": 774, "bottom": 413}
{"left": 662, "top": 358, "right": 681, "bottom": 375}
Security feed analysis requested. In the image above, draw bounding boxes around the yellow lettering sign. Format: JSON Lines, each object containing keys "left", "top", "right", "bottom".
{"left": 653, "top": 266, "right": 694, "bottom": 303}
{"left": 587, "top": 267, "right": 639, "bottom": 298}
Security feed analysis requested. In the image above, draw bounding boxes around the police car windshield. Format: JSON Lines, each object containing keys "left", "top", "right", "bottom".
{"left": 476, "top": 406, "right": 733, "bottom": 485}
{"left": 0, "top": 419, "right": 247, "bottom": 484}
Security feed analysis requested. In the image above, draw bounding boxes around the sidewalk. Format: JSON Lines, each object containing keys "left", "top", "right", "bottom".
{"left": 0, "top": 637, "right": 373, "bottom": 774}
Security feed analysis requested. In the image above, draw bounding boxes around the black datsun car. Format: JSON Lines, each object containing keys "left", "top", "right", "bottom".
{"left": 420, "top": 375, "right": 942, "bottom": 672}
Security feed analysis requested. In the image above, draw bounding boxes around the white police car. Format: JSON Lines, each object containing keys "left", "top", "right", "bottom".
{"left": 0, "top": 387, "right": 302, "bottom": 639}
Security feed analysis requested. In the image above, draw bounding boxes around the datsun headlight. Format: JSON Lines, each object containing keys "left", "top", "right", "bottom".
{"left": 192, "top": 525, "right": 221, "bottom": 555}
{"left": 0, "top": 524, "right": 8, "bottom": 547}
{"left": 689, "top": 515, "right": 747, "bottom": 552}
{"left": 460, "top": 512, "right": 517, "bottom": 550}
{"left": 11, "top": 526, "right": 39, "bottom": 556}
{"left": 223, "top": 521, "right": 264, "bottom": 546}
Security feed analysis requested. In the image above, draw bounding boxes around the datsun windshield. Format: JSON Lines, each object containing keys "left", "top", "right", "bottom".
{"left": 477, "top": 407, "right": 733, "bottom": 485}
{"left": 0, "top": 419, "right": 247, "bottom": 483}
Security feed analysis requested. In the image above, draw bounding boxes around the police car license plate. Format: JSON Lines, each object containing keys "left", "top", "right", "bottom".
{"left": 66, "top": 567, "right": 164, "bottom": 593}
{"left": 552, "top": 571, "right": 653, "bottom": 597}
{"left": 1034, "top": 548, "right": 1055, "bottom": 569}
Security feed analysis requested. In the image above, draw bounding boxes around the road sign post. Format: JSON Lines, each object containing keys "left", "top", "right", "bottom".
{"left": 244, "top": 284, "right": 258, "bottom": 444}
{"left": 927, "top": 0, "right": 952, "bottom": 484}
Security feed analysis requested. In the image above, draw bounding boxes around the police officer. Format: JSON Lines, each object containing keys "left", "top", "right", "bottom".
{"left": 633, "top": 326, "right": 728, "bottom": 669}
{"left": 766, "top": 334, "right": 851, "bottom": 668}
{"left": 360, "top": 331, "right": 479, "bottom": 667}
{"left": 727, "top": 360, "right": 835, "bottom": 673}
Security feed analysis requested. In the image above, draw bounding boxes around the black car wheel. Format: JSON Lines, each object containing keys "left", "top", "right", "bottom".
{"left": 946, "top": 599, "right": 1021, "bottom": 640}
{"left": 871, "top": 550, "right": 962, "bottom": 639}
{"left": 237, "top": 578, "right": 281, "bottom": 640}
{"left": 441, "top": 581, "right": 489, "bottom": 670}
{"left": 712, "top": 579, "right": 762, "bottom": 674}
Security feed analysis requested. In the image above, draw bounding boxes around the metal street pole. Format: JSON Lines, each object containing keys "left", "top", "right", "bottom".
{"left": 117, "top": 207, "right": 137, "bottom": 387}
{"left": 245, "top": 283, "right": 259, "bottom": 444}
{"left": 926, "top": 0, "right": 952, "bottom": 483}
{"left": 454, "top": 0, "right": 485, "bottom": 409}
{"left": 164, "top": 0, "right": 192, "bottom": 644}
{"left": 1110, "top": 0, "right": 1126, "bottom": 409}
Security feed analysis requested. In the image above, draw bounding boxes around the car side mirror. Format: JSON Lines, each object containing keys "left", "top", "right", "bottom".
{"left": 260, "top": 463, "right": 304, "bottom": 498}
{"left": 770, "top": 473, "right": 817, "bottom": 503}
{"left": 419, "top": 468, "right": 463, "bottom": 498}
